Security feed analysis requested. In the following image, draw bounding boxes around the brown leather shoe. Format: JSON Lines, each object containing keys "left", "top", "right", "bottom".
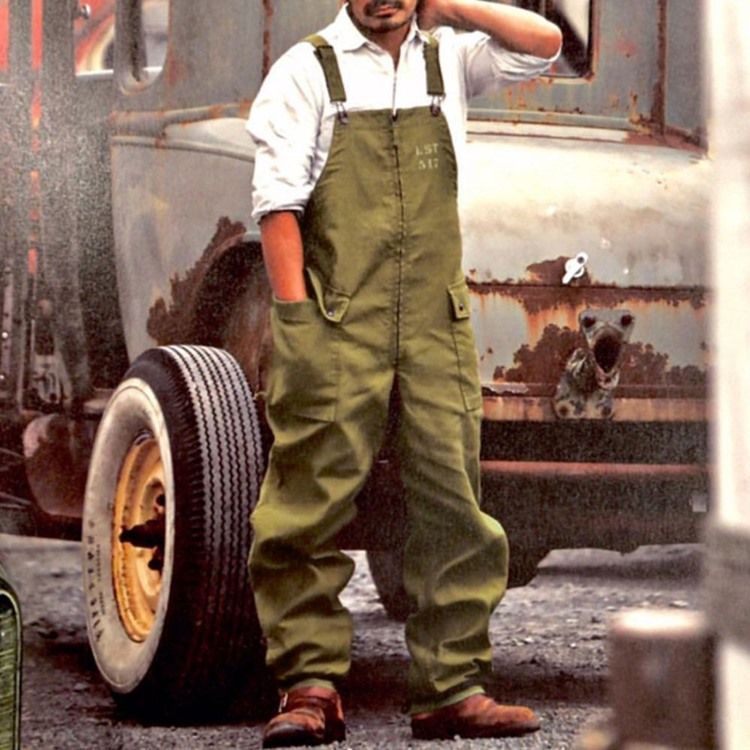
{"left": 411, "top": 693, "right": 541, "bottom": 740}
{"left": 262, "top": 686, "right": 345, "bottom": 748}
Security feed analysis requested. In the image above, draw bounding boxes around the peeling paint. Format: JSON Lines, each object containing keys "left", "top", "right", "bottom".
{"left": 146, "top": 217, "right": 272, "bottom": 394}
{"left": 469, "top": 282, "right": 707, "bottom": 315}
{"left": 492, "top": 321, "right": 707, "bottom": 393}
{"left": 526, "top": 256, "right": 591, "bottom": 286}
{"left": 147, "top": 217, "right": 247, "bottom": 344}
{"left": 493, "top": 324, "right": 580, "bottom": 384}
{"left": 467, "top": 282, "right": 707, "bottom": 318}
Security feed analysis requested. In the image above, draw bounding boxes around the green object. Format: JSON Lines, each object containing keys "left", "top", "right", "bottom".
{"left": 0, "top": 567, "right": 21, "bottom": 750}
{"left": 249, "top": 37, "right": 508, "bottom": 713}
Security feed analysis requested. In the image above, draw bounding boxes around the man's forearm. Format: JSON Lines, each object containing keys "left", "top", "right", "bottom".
{"left": 259, "top": 211, "right": 308, "bottom": 302}
{"left": 419, "top": 0, "right": 562, "bottom": 58}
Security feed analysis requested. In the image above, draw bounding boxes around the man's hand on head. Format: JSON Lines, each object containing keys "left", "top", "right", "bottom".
{"left": 417, "top": 0, "right": 450, "bottom": 30}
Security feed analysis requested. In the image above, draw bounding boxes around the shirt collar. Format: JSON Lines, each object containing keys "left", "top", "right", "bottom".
{"left": 334, "top": 3, "right": 427, "bottom": 53}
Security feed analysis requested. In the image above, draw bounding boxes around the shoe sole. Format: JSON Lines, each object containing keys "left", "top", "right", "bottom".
{"left": 262, "top": 722, "right": 345, "bottom": 748}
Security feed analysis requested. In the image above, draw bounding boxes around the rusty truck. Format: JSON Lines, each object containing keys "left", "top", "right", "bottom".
{"left": 0, "top": 0, "right": 710, "bottom": 720}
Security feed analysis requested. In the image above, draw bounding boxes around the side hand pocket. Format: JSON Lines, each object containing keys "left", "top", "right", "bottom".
{"left": 268, "top": 296, "right": 340, "bottom": 421}
{"left": 448, "top": 279, "right": 482, "bottom": 412}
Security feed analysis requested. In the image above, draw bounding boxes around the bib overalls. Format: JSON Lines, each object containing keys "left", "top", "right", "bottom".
{"left": 249, "top": 36, "right": 508, "bottom": 713}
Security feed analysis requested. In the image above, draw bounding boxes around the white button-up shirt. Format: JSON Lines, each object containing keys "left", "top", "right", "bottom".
{"left": 248, "top": 5, "right": 556, "bottom": 223}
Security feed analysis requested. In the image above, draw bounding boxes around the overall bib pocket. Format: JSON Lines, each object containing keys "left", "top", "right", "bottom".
{"left": 267, "top": 286, "right": 347, "bottom": 422}
{"left": 448, "top": 279, "right": 483, "bottom": 412}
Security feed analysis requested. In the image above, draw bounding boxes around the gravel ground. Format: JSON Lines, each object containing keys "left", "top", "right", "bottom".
{"left": 0, "top": 535, "right": 703, "bottom": 749}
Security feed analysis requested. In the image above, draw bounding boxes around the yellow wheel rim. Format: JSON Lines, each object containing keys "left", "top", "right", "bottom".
{"left": 112, "top": 432, "right": 166, "bottom": 642}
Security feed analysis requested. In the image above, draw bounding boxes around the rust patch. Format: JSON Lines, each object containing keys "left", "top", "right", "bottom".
{"left": 615, "top": 37, "right": 638, "bottom": 59}
{"left": 207, "top": 103, "right": 227, "bottom": 120}
{"left": 469, "top": 282, "right": 707, "bottom": 315}
{"left": 501, "top": 76, "right": 555, "bottom": 112}
{"left": 147, "top": 217, "right": 247, "bottom": 344}
{"left": 147, "top": 217, "right": 273, "bottom": 395}
{"left": 493, "top": 322, "right": 707, "bottom": 391}
{"left": 624, "top": 128, "right": 706, "bottom": 153}
{"left": 619, "top": 342, "right": 706, "bottom": 388}
{"left": 525, "top": 256, "right": 591, "bottom": 286}
{"left": 503, "top": 78, "right": 540, "bottom": 110}
{"left": 494, "top": 324, "right": 581, "bottom": 384}
{"left": 237, "top": 98, "right": 253, "bottom": 119}
{"left": 163, "top": 55, "right": 187, "bottom": 89}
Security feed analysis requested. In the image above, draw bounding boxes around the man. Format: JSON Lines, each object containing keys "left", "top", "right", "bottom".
{"left": 247, "top": 1, "right": 561, "bottom": 745}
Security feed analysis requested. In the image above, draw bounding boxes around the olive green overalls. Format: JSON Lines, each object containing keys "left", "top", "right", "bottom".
{"left": 249, "top": 35, "right": 508, "bottom": 713}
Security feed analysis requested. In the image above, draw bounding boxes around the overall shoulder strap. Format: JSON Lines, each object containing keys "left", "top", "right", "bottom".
{"left": 422, "top": 34, "right": 445, "bottom": 98}
{"left": 305, "top": 34, "right": 347, "bottom": 104}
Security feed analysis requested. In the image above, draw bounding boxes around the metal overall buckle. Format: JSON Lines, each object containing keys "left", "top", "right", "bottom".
{"left": 335, "top": 101, "right": 349, "bottom": 124}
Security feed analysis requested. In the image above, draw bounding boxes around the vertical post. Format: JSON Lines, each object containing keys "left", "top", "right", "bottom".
{"left": 705, "top": 1, "right": 750, "bottom": 748}
{"left": 39, "top": 0, "right": 92, "bottom": 407}
{"left": 3, "top": 0, "right": 35, "bottom": 410}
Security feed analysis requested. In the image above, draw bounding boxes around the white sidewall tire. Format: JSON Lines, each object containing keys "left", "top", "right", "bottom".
{"left": 83, "top": 377, "right": 175, "bottom": 693}
{"left": 81, "top": 345, "right": 266, "bottom": 719}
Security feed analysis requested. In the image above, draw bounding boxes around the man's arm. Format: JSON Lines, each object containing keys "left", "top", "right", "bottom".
{"left": 260, "top": 211, "right": 308, "bottom": 302}
{"left": 418, "top": 0, "right": 562, "bottom": 59}
{"left": 247, "top": 44, "right": 325, "bottom": 302}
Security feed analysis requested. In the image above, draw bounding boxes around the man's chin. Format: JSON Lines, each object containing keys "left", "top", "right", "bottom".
{"left": 368, "top": 13, "right": 411, "bottom": 32}
{"left": 348, "top": 3, "right": 414, "bottom": 37}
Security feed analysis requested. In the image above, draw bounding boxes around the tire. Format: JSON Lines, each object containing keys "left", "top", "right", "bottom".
{"left": 82, "top": 345, "right": 267, "bottom": 721}
{"left": 367, "top": 545, "right": 549, "bottom": 623}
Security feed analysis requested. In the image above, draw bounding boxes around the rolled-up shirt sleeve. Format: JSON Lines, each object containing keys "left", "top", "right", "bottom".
{"left": 453, "top": 30, "right": 560, "bottom": 99}
{"left": 247, "top": 46, "right": 324, "bottom": 223}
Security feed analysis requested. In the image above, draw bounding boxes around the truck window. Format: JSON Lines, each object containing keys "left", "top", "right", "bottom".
{"left": 138, "top": 0, "right": 167, "bottom": 80}
{"left": 512, "top": 0, "right": 592, "bottom": 77}
{"left": 73, "top": 0, "right": 166, "bottom": 77}
{"left": 75, "top": 0, "right": 116, "bottom": 74}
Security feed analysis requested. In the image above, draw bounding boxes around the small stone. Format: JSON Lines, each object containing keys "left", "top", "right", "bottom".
{"left": 670, "top": 600, "right": 689, "bottom": 609}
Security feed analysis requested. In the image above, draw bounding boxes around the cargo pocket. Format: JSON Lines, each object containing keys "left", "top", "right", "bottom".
{"left": 267, "top": 276, "right": 349, "bottom": 421}
{"left": 448, "top": 279, "right": 482, "bottom": 412}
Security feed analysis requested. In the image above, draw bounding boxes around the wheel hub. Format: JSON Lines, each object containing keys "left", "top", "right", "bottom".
{"left": 112, "top": 432, "right": 166, "bottom": 642}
